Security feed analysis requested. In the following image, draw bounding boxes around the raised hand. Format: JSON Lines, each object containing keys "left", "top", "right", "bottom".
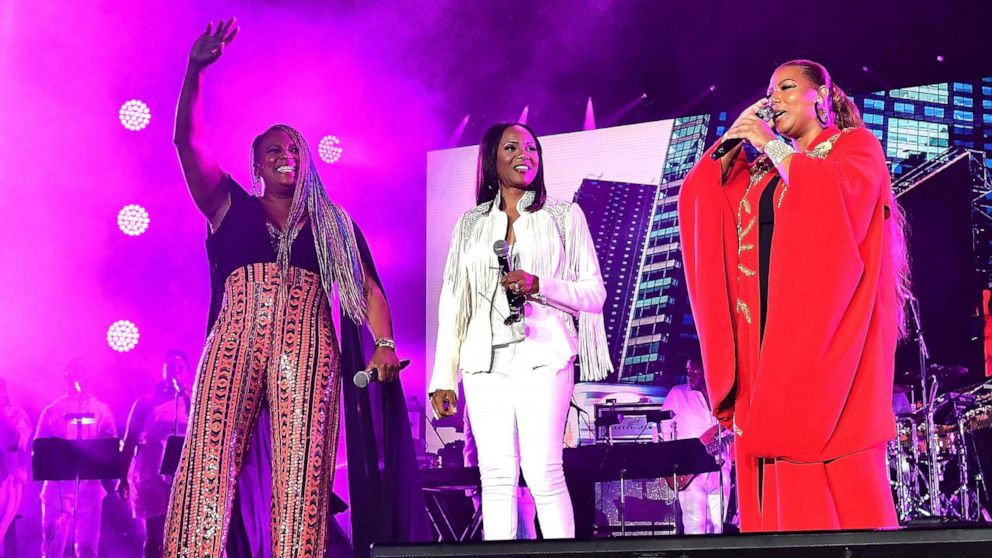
{"left": 189, "top": 18, "right": 239, "bottom": 70}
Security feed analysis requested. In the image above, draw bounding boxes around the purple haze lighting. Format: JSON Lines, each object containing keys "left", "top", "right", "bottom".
{"left": 107, "top": 320, "right": 140, "bottom": 352}
{"left": 117, "top": 204, "right": 150, "bottom": 236}
{"left": 119, "top": 99, "right": 151, "bottom": 131}
{"left": 318, "top": 135, "right": 343, "bottom": 164}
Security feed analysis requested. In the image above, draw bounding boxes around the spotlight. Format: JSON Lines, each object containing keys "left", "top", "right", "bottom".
{"left": 447, "top": 114, "right": 471, "bottom": 147}
{"left": 119, "top": 100, "right": 151, "bottom": 131}
{"left": 708, "top": 85, "right": 717, "bottom": 92}
{"left": 318, "top": 135, "right": 343, "bottom": 164}
{"left": 862, "top": 66, "right": 870, "bottom": 72}
{"left": 107, "top": 320, "right": 140, "bottom": 352}
{"left": 583, "top": 97, "right": 596, "bottom": 131}
{"left": 936, "top": 55, "right": 945, "bottom": 63}
{"left": 117, "top": 204, "right": 150, "bottom": 236}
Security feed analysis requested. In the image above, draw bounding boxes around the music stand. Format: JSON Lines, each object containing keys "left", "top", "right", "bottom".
{"left": 564, "top": 439, "right": 719, "bottom": 536}
{"left": 160, "top": 435, "right": 184, "bottom": 476}
{"left": 32, "top": 437, "right": 121, "bottom": 556}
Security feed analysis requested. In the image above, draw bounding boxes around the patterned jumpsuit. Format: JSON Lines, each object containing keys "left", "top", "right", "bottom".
{"left": 165, "top": 181, "right": 343, "bottom": 557}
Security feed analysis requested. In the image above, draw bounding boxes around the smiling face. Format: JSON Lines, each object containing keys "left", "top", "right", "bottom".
{"left": 767, "top": 65, "right": 830, "bottom": 141}
{"left": 253, "top": 128, "right": 300, "bottom": 196}
{"left": 495, "top": 125, "right": 540, "bottom": 190}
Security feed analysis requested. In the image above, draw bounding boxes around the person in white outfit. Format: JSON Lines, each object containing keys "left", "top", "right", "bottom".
{"left": 0, "top": 378, "right": 31, "bottom": 556}
{"left": 660, "top": 357, "right": 733, "bottom": 534}
{"left": 36, "top": 359, "right": 118, "bottom": 558}
{"left": 429, "top": 122, "right": 611, "bottom": 540}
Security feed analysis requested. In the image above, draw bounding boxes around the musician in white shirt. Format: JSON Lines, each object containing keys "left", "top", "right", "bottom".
{"left": 429, "top": 123, "right": 611, "bottom": 540}
{"left": 661, "top": 357, "right": 733, "bottom": 534}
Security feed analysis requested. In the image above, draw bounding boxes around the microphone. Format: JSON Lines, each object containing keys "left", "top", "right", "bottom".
{"left": 710, "top": 105, "right": 776, "bottom": 160}
{"left": 171, "top": 378, "right": 183, "bottom": 393}
{"left": 493, "top": 240, "right": 525, "bottom": 325}
{"left": 73, "top": 381, "right": 82, "bottom": 393}
{"left": 353, "top": 359, "right": 411, "bottom": 388}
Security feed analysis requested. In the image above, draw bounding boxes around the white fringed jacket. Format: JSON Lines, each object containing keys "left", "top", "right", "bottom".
{"left": 428, "top": 190, "right": 613, "bottom": 394}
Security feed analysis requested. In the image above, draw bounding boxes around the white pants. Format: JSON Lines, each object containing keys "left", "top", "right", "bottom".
{"left": 678, "top": 467, "right": 731, "bottom": 534}
{"left": 462, "top": 352, "right": 575, "bottom": 540}
{"left": 41, "top": 498, "right": 102, "bottom": 558}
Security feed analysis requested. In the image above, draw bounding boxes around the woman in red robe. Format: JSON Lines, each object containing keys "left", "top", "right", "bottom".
{"left": 678, "top": 59, "right": 909, "bottom": 532}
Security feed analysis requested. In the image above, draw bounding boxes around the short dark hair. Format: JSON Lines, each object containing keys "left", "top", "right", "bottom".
{"left": 164, "top": 349, "right": 190, "bottom": 367}
{"left": 475, "top": 122, "right": 546, "bottom": 212}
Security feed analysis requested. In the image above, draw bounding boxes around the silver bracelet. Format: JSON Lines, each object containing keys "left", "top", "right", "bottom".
{"left": 374, "top": 337, "right": 396, "bottom": 351}
{"left": 763, "top": 139, "right": 797, "bottom": 167}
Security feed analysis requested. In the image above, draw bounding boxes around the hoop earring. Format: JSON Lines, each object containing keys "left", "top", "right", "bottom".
{"left": 251, "top": 169, "right": 264, "bottom": 197}
{"left": 815, "top": 100, "right": 829, "bottom": 127}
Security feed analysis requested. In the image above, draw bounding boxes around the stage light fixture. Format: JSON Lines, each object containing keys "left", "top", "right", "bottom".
{"left": 107, "top": 320, "right": 140, "bottom": 352}
{"left": 117, "top": 204, "right": 150, "bottom": 236}
{"left": 318, "top": 135, "right": 343, "bottom": 164}
{"left": 119, "top": 100, "right": 151, "bottom": 131}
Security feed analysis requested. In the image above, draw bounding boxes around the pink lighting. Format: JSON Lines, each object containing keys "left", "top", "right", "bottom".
{"left": 119, "top": 99, "right": 151, "bottom": 131}
{"left": 107, "top": 320, "right": 140, "bottom": 352}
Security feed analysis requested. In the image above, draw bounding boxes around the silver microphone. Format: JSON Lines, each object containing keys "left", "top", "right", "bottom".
{"left": 353, "top": 359, "right": 411, "bottom": 388}
{"left": 710, "top": 105, "right": 777, "bottom": 160}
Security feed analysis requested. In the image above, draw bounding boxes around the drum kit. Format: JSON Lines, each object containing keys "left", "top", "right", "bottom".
{"left": 887, "top": 294, "right": 992, "bottom": 523}
{"left": 888, "top": 364, "right": 992, "bottom": 523}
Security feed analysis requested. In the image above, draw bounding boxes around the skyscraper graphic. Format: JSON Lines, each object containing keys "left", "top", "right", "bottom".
{"left": 573, "top": 179, "right": 659, "bottom": 377}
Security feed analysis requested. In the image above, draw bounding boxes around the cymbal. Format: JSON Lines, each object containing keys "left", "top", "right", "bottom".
{"left": 929, "top": 364, "right": 969, "bottom": 377}
{"left": 897, "top": 364, "right": 969, "bottom": 383}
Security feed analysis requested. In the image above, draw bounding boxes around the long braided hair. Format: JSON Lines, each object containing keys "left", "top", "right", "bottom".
{"left": 250, "top": 124, "right": 369, "bottom": 324}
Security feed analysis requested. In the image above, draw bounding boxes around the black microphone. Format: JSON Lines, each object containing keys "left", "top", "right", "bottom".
{"left": 353, "top": 359, "right": 411, "bottom": 388}
{"left": 710, "top": 105, "right": 776, "bottom": 160}
{"left": 493, "top": 240, "right": 525, "bottom": 325}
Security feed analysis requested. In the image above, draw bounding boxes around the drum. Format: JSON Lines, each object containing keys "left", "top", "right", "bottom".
{"left": 964, "top": 405, "right": 992, "bottom": 432}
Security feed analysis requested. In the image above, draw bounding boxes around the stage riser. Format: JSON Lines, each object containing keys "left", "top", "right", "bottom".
{"left": 372, "top": 527, "right": 992, "bottom": 558}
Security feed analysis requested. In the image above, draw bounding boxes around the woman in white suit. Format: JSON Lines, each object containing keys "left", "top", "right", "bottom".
{"left": 429, "top": 122, "right": 611, "bottom": 540}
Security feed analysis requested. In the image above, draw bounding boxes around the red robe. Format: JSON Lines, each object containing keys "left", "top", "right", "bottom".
{"left": 678, "top": 126, "right": 899, "bottom": 531}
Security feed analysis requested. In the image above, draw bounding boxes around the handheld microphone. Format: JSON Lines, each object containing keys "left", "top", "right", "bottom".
{"left": 73, "top": 381, "right": 82, "bottom": 393}
{"left": 710, "top": 105, "right": 776, "bottom": 160}
{"left": 171, "top": 378, "right": 183, "bottom": 393}
{"left": 353, "top": 359, "right": 412, "bottom": 388}
{"left": 493, "top": 240, "right": 525, "bottom": 325}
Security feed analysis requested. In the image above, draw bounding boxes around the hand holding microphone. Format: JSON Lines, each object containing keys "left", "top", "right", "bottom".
{"left": 711, "top": 99, "right": 778, "bottom": 160}
{"left": 353, "top": 359, "right": 411, "bottom": 388}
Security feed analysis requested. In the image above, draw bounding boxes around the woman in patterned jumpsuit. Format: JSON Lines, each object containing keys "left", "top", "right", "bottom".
{"left": 164, "top": 19, "right": 403, "bottom": 557}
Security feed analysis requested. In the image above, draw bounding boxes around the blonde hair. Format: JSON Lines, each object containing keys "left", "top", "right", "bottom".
{"left": 250, "top": 125, "right": 369, "bottom": 324}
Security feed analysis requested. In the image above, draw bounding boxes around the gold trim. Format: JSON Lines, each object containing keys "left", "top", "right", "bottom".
{"left": 735, "top": 298, "right": 752, "bottom": 324}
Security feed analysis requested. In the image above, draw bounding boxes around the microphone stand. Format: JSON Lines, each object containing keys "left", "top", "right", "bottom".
{"left": 908, "top": 295, "right": 942, "bottom": 517}
{"left": 72, "top": 385, "right": 83, "bottom": 557}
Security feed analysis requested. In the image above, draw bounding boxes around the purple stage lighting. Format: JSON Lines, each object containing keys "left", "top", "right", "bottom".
{"left": 117, "top": 204, "right": 150, "bottom": 236}
{"left": 119, "top": 100, "right": 151, "bottom": 131}
{"left": 318, "top": 135, "right": 343, "bottom": 164}
{"left": 583, "top": 97, "right": 596, "bottom": 131}
{"left": 107, "top": 320, "right": 140, "bottom": 352}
